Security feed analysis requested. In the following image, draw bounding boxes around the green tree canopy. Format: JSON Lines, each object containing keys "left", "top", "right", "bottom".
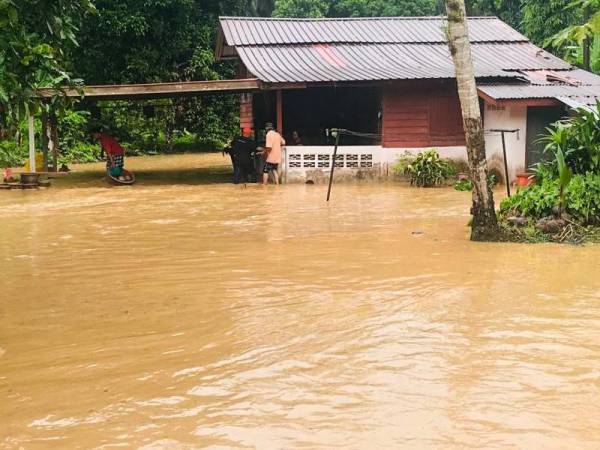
{"left": 465, "top": 0, "right": 522, "bottom": 29}
{"left": 0, "top": 0, "right": 94, "bottom": 131}
{"left": 273, "top": 0, "right": 440, "bottom": 17}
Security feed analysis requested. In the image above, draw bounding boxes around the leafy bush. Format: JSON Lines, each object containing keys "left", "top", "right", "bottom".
{"left": 500, "top": 178, "right": 560, "bottom": 219}
{"left": 404, "top": 149, "right": 452, "bottom": 187}
{"left": 0, "top": 140, "right": 27, "bottom": 168}
{"left": 536, "top": 102, "right": 600, "bottom": 177}
{"left": 454, "top": 179, "right": 473, "bottom": 191}
{"left": 59, "top": 110, "right": 90, "bottom": 153}
{"left": 453, "top": 173, "right": 499, "bottom": 192}
{"left": 61, "top": 142, "right": 99, "bottom": 164}
{"left": 500, "top": 173, "right": 600, "bottom": 224}
{"left": 392, "top": 152, "right": 415, "bottom": 177}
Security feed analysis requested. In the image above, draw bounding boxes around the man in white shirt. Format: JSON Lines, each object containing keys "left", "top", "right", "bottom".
{"left": 262, "top": 122, "right": 285, "bottom": 185}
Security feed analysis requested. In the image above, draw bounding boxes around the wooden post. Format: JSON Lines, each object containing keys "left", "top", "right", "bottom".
{"left": 28, "top": 114, "right": 36, "bottom": 173}
{"left": 41, "top": 112, "right": 49, "bottom": 172}
{"left": 276, "top": 90, "right": 283, "bottom": 135}
{"left": 50, "top": 113, "right": 59, "bottom": 172}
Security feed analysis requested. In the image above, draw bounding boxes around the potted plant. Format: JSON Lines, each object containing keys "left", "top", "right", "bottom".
{"left": 516, "top": 172, "right": 535, "bottom": 187}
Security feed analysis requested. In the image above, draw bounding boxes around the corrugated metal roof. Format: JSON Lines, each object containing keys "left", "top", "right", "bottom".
{"left": 235, "top": 42, "right": 569, "bottom": 83}
{"left": 218, "top": 15, "right": 584, "bottom": 89}
{"left": 479, "top": 83, "right": 600, "bottom": 100}
{"left": 478, "top": 66, "right": 600, "bottom": 107}
{"left": 219, "top": 16, "right": 528, "bottom": 45}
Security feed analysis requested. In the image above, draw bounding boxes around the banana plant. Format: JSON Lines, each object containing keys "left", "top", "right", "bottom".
{"left": 556, "top": 147, "right": 573, "bottom": 218}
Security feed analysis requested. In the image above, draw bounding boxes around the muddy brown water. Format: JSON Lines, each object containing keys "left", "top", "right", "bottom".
{"left": 2, "top": 153, "right": 600, "bottom": 449}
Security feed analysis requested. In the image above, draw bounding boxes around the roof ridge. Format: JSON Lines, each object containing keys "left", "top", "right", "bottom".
{"left": 232, "top": 41, "right": 530, "bottom": 47}
{"left": 219, "top": 15, "right": 501, "bottom": 22}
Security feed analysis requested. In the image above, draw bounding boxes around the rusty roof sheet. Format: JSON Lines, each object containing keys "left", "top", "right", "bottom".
{"left": 479, "top": 83, "right": 600, "bottom": 100}
{"left": 219, "top": 16, "right": 528, "bottom": 45}
{"left": 235, "top": 42, "right": 570, "bottom": 83}
{"left": 478, "top": 68, "right": 600, "bottom": 106}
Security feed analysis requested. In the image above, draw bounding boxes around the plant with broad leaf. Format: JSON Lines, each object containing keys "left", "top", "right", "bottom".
{"left": 405, "top": 149, "right": 452, "bottom": 187}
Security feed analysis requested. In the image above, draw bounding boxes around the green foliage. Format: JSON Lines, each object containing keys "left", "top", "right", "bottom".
{"left": 61, "top": 142, "right": 99, "bottom": 164}
{"left": 0, "top": 0, "right": 95, "bottom": 130}
{"left": 273, "top": 0, "right": 439, "bottom": 17}
{"left": 65, "top": 0, "right": 247, "bottom": 158}
{"left": 506, "top": 102, "right": 600, "bottom": 225}
{"left": 454, "top": 179, "right": 473, "bottom": 191}
{"left": 466, "top": 0, "right": 523, "bottom": 30}
{"left": 547, "top": 0, "right": 600, "bottom": 69}
{"left": 522, "top": 0, "right": 581, "bottom": 48}
{"left": 556, "top": 147, "right": 574, "bottom": 215}
{"left": 535, "top": 102, "right": 600, "bottom": 177}
{"left": 501, "top": 173, "right": 600, "bottom": 223}
{"left": 392, "top": 152, "right": 415, "bottom": 177}
{"left": 500, "top": 178, "right": 561, "bottom": 219}
{"left": 404, "top": 149, "right": 452, "bottom": 187}
{"left": 453, "top": 173, "right": 499, "bottom": 191}
{"left": 567, "top": 172, "right": 600, "bottom": 222}
{"left": 0, "top": 140, "right": 27, "bottom": 168}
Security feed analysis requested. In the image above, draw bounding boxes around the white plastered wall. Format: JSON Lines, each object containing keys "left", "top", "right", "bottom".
{"left": 482, "top": 103, "right": 528, "bottom": 183}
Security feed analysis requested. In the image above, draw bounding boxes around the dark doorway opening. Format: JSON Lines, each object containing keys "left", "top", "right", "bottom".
{"left": 526, "top": 106, "right": 566, "bottom": 169}
{"left": 253, "top": 87, "right": 382, "bottom": 146}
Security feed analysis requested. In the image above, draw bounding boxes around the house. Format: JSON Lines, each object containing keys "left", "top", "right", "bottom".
{"left": 215, "top": 16, "right": 600, "bottom": 183}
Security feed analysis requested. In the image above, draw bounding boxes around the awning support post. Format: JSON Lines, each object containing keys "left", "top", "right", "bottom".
{"left": 276, "top": 90, "right": 283, "bottom": 135}
{"left": 28, "top": 114, "right": 36, "bottom": 173}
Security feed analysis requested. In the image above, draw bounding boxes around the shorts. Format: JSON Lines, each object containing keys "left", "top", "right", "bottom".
{"left": 107, "top": 155, "right": 124, "bottom": 169}
{"left": 263, "top": 162, "right": 279, "bottom": 173}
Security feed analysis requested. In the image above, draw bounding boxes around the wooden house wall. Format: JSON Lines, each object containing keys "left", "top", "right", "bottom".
{"left": 382, "top": 81, "right": 466, "bottom": 148}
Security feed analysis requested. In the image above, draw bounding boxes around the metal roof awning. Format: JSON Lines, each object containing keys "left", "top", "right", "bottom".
{"left": 38, "top": 78, "right": 261, "bottom": 101}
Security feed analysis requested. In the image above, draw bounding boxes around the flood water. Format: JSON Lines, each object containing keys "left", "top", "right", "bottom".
{"left": 2, "top": 153, "right": 600, "bottom": 449}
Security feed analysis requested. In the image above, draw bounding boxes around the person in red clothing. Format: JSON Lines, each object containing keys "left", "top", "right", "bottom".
{"left": 92, "top": 132, "right": 128, "bottom": 180}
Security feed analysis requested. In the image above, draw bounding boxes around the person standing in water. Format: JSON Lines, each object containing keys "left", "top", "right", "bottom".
{"left": 227, "top": 127, "right": 258, "bottom": 184}
{"left": 262, "top": 122, "right": 285, "bottom": 185}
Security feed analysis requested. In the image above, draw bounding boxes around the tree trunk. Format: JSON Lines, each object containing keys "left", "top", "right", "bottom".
{"left": 166, "top": 107, "right": 175, "bottom": 154}
{"left": 583, "top": 5, "right": 591, "bottom": 71}
{"left": 445, "top": 0, "right": 500, "bottom": 241}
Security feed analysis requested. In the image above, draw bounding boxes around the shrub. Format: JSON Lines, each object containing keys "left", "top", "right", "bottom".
{"left": 404, "top": 149, "right": 452, "bottom": 187}
{"left": 500, "top": 178, "right": 559, "bottom": 219}
{"left": 61, "top": 142, "right": 99, "bottom": 164}
{"left": 453, "top": 173, "right": 500, "bottom": 192}
{"left": 392, "top": 152, "right": 415, "bottom": 177}
{"left": 536, "top": 102, "right": 600, "bottom": 177}
{"left": 0, "top": 140, "right": 27, "bottom": 168}
{"left": 500, "top": 173, "right": 600, "bottom": 224}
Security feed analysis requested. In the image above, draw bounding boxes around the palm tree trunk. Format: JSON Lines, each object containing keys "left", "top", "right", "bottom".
{"left": 445, "top": 0, "right": 500, "bottom": 241}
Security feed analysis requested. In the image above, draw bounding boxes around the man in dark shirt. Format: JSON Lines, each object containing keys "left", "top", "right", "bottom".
{"left": 228, "top": 128, "right": 258, "bottom": 184}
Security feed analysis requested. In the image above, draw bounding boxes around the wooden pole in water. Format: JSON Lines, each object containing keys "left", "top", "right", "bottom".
{"left": 326, "top": 130, "right": 341, "bottom": 202}
{"left": 500, "top": 131, "right": 511, "bottom": 197}
{"left": 28, "top": 114, "right": 36, "bottom": 173}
